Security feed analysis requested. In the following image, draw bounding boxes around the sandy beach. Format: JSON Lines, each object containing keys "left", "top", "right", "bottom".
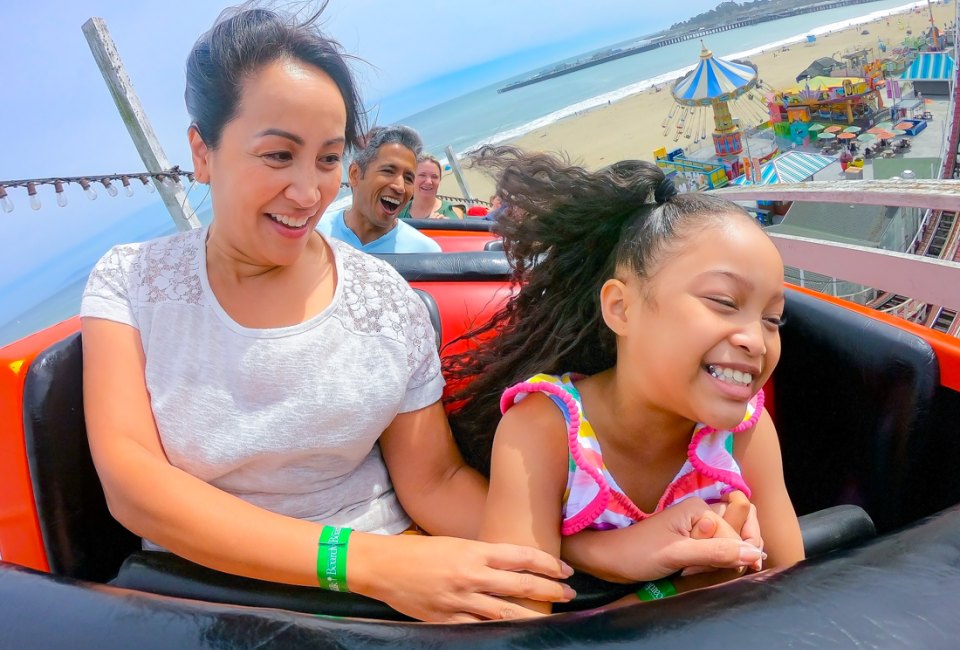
{"left": 440, "top": 2, "right": 954, "bottom": 201}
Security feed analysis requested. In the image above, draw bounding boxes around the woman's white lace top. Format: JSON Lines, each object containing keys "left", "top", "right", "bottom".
{"left": 82, "top": 227, "right": 444, "bottom": 540}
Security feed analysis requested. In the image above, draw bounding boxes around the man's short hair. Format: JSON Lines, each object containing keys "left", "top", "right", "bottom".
{"left": 352, "top": 125, "right": 423, "bottom": 174}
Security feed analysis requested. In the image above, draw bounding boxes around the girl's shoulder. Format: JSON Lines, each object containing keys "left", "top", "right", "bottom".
{"left": 500, "top": 372, "right": 585, "bottom": 416}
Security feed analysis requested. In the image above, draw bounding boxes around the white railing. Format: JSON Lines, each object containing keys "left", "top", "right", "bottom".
{"left": 713, "top": 180, "right": 960, "bottom": 314}
{"left": 769, "top": 234, "right": 960, "bottom": 312}
{"left": 714, "top": 178, "right": 960, "bottom": 211}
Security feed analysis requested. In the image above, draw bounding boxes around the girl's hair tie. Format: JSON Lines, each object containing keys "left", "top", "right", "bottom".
{"left": 654, "top": 177, "right": 678, "bottom": 205}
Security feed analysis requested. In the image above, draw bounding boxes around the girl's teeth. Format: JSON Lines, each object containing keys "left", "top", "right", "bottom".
{"left": 708, "top": 365, "right": 753, "bottom": 386}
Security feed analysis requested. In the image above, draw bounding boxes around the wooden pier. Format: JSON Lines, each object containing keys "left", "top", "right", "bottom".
{"left": 498, "top": 0, "right": 886, "bottom": 93}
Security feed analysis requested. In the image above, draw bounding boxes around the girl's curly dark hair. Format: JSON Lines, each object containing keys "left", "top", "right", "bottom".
{"left": 443, "top": 146, "right": 756, "bottom": 476}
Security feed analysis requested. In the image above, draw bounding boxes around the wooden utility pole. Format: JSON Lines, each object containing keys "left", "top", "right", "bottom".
{"left": 82, "top": 17, "right": 200, "bottom": 231}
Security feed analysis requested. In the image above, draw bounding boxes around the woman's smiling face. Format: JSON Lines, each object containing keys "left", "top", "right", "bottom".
{"left": 190, "top": 57, "right": 347, "bottom": 267}
{"left": 414, "top": 160, "right": 442, "bottom": 198}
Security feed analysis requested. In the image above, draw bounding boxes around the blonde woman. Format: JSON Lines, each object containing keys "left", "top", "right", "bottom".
{"left": 398, "top": 154, "right": 465, "bottom": 219}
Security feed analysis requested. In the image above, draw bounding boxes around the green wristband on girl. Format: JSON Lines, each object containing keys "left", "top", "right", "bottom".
{"left": 636, "top": 578, "right": 677, "bottom": 601}
{"left": 317, "top": 526, "right": 353, "bottom": 592}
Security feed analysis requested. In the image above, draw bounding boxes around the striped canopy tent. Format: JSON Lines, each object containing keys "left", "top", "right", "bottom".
{"left": 901, "top": 52, "right": 955, "bottom": 81}
{"left": 732, "top": 151, "right": 835, "bottom": 185}
{"left": 901, "top": 52, "right": 955, "bottom": 96}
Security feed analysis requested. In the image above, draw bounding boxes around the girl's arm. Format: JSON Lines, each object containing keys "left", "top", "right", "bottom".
{"left": 83, "top": 318, "right": 571, "bottom": 622}
{"left": 735, "top": 409, "right": 805, "bottom": 568}
{"left": 603, "top": 411, "right": 804, "bottom": 606}
{"left": 561, "top": 497, "right": 765, "bottom": 583}
{"left": 477, "top": 393, "right": 571, "bottom": 614}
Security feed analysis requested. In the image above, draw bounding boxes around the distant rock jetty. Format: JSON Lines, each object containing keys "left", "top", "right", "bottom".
{"left": 498, "top": 0, "right": 885, "bottom": 94}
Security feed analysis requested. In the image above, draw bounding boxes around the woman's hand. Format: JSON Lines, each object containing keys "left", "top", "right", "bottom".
{"left": 679, "top": 493, "right": 763, "bottom": 576}
{"left": 348, "top": 532, "right": 575, "bottom": 623}
{"left": 708, "top": 490, "right": 764, "bottom": 570}
{"left": 561, "top": 497, "right": 764, "bottom": 584}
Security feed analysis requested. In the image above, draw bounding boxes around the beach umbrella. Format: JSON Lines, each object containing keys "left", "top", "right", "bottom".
{"left": 868, "top": 127, "right": 887, "bottom": 134}
{"left": 857, "top": 132, "right": 877, "bottom": 142}
{"left": 837, "top": 132, "right": 857, "bottom": 140}
{"left": 817, "top": 131, "right": 837, "bottom": 140}
{"left": 891, "top": 128, "right": 907, "bottom": 136}
{"left": 874, "top": 130, "right": 896, "bottom": 140}
{"left": 894, "top": 122, "right": 914, "bottom": 130}
{"left": 843, "top": 126, "right": 862, "bottom": 133}
{"left": 808, "top": 123, "right": 826, "bottom": 132}
{"left": 824, "top": 125, "right": 843, "bottom": 133}
{"left": 875, "top": 121, "right": 893, "bottom": 130}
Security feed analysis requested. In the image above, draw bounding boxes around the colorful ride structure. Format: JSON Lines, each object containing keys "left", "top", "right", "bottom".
{"left": 658, "top": 42, "right": 776, "bottom": 190}
{"left": 769, "top": 63, "right": 886, "bottom": 147}
{"left": 664, "top": 42, "right": 770, "bottom": 157}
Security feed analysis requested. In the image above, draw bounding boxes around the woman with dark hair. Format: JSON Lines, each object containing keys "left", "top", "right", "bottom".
{"left": 446, "top": 148, "right": 802, "bottom": 611}
{"left": 79, "top": 6, "right": 575, "bottom": 623}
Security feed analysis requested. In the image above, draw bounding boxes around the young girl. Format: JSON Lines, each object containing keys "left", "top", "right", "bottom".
{"left": 446, "top": 147, "right": 804, "bottom": 612}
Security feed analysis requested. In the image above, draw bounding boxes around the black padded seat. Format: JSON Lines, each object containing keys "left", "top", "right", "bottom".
{"left": 112, "top": 548, "right": 638, "bottom": 615}
{"left": 775, "top": 289, "right": 940, "bottom": 533}
{"left": 376, "top": 251, "right": 510, "bottom": 282}
{"left": 107, "top": 505, "right": 875, "bottom": 616}
{"left": 113, "top": 551, "right": 413, "bottom": 620}
{"left": 483, "top": 239, "right": 504, "bottom": 252}
{"left": 413, "top": 288, "right": 442, "bottom": 349}
{"left": 404, "top": 218, "right": 493, "bottom": 232}
{"left": 22, "top": 332, "right": 140, "bottom": 582}
{"left": 3, "top": 506, "right": 960, "bottom": 648}
{"left": 799, "top": 504, "right": 875, "bottom": 557}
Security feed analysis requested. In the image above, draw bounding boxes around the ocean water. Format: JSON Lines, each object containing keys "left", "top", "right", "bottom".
{"left": 0, "top": 0, "right": 934, "bottom": 347}
{"left": 400, "top": 0, "right": 928, "bottom": 159}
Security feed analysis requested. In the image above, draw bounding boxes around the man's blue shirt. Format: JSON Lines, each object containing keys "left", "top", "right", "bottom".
{"left": 317, "top": 209, "right": 441, "bottom": 254}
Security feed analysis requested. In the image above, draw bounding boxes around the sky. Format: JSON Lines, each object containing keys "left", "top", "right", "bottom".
{"left": 0, "top": 0, "right": 724, "bottom": 301}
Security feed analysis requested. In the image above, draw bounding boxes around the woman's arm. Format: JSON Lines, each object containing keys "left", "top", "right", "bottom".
{"left": 735, "top": 409, "right": 805, "bottom": 568}
{"left": 378, "top": 401, "right": 488, "bottom": 538}
{"left": 478, "top": 394, "right": 570, "bottom": 614}
{"left": 83, "top": 317, "right": 323, "bottom": 585}
{"left": 83, "top": 317, "right": 572, "bottom": 622}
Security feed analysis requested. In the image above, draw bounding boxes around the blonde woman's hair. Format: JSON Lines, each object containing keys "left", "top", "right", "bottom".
{"left": 417, "top": 153, "right": 443, "bottom": 176}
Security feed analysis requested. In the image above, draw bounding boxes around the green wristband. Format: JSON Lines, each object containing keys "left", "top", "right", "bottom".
{"left": 636, "top": 579, "right": 677, "bottom": 601}
{"left": 317, "top": 526, "right": 353, "bottom": 592}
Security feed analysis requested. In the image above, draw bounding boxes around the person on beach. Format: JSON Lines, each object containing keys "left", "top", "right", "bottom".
{"left": 317, "top": 125, "right": 441, "bottom": 253}
{"left": 397, "top": 153, "right": 465, "bottom": 220}
{"left": 446, "top": 148, "right": 804, "bottom": 613}
{"left": 80, "top": 6, "right": 765, "bottom": 623}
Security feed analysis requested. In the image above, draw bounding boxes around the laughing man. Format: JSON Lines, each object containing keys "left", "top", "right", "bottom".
{"left": 318, "top": 125, "right": 441, "bottom": 253}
